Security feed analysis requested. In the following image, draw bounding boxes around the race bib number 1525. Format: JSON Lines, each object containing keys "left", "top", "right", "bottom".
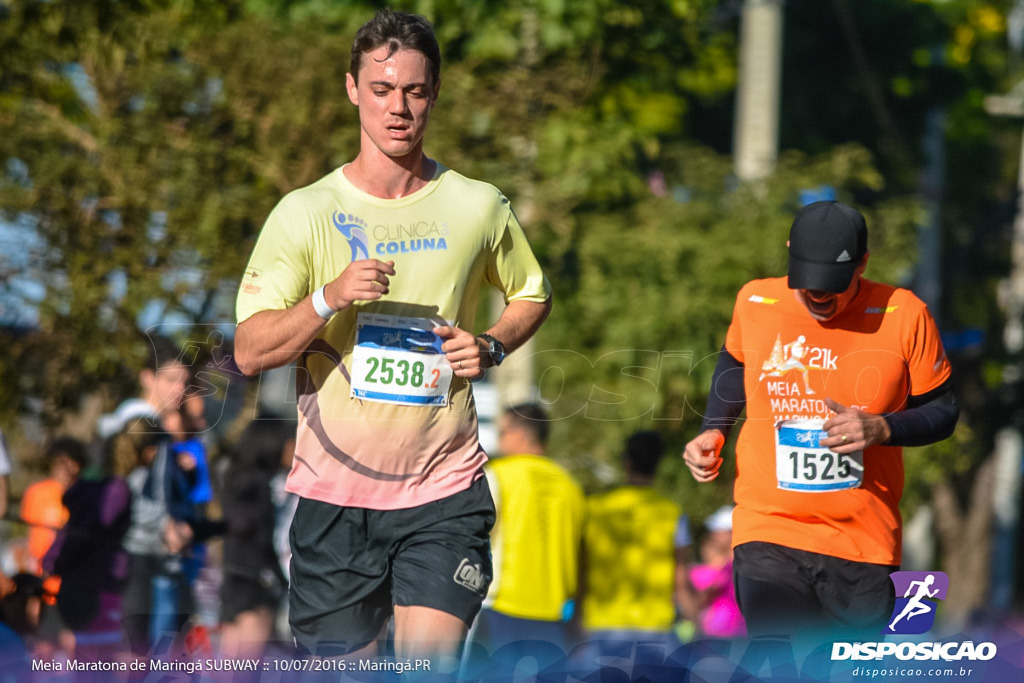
{"left": 775, "top": 419, "right": 864, "bottom": 492}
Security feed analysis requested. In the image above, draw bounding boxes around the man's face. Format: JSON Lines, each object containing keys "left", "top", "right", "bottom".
{"left": 346, "top": 46, "right": 440, "bottom": 161}
{"left": 794, "top": 283, "right": 860, "bottom": 322}
{"left": 792, "top": 259, "right": 868, "bottom": 322}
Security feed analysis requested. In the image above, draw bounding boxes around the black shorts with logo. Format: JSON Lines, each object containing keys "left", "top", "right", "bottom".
{"left": 733, "top": 541, "right": 898, "bottom": 639}
{"left": 288, "top": 476, "right": 495, "bottom": 656}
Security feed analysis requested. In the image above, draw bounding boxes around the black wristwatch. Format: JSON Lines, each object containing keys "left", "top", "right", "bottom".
{"left": 478, "top": 333, "right": 507, "bottom": 367}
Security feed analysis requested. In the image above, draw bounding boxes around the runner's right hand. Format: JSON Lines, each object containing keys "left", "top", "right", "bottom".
{"left": 326, "top": 259, "right": 396, "bottom": 309}
{"left": 683, "top": 430, "right": 726, "bottom": 483}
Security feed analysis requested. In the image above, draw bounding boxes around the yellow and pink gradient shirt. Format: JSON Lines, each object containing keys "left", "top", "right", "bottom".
{"left": 236, "top": 164, "right": 551, "bottom": 510}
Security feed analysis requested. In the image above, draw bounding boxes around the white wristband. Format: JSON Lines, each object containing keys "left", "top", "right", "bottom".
{"left": 311, "top": 285, "right": 336, "bottom": 320}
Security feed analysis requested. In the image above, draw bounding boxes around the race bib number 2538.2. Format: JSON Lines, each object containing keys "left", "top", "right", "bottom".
{"left": 350, "top": 313, "right": 453, "bottom": 406}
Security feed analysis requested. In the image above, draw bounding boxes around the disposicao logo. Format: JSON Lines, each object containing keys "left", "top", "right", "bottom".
{"left": 885, "top": 570, "right": 948, "bottom": 635}
{"left": 831, "top": 570, "right": 998, "bottom": 664}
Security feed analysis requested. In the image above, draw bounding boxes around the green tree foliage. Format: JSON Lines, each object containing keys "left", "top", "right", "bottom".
{"left": 0, "top": 0, "right": 253, "bottom": 417}
{"left": 0, "top": 0, "right": 1013, "bottom": 560}
{"left": 774, "top": 1, "right": 1017, "bottom": 514}
{"left": 0, "top": 1, "right": 363, "bottom": 420}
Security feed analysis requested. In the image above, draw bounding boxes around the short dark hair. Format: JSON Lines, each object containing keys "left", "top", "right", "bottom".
{"left": 503, "top": 403, "right": 550, "bottom": 448}
{"left": 46, "top": 436, "right": 88, "bottom": 469}
{"left": 350, "top": 9, "right": 441, "bottom": 87}
{"left": 143, "top": 336, "right": 185, "bottom": 373}
{"left": 625, "top": 430, "right": 664, "bottom": 477}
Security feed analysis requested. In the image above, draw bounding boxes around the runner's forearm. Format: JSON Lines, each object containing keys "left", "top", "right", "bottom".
{"left": 883, "top": 381, "right": 959, "bottom": 447}
{"left": 482, "top": 297, "right": 552, "bottom": 355}
{"left": 699, "top": 347, "right": 747, "bottom": 438}
{"left": 234, "top": 299, "right": 327, "bottom": 376}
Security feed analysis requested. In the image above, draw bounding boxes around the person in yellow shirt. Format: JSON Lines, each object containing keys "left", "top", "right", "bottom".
{"left": 233, "top": 10, "right": 552, "bottom": 659}
{"left": 578, "top": 431, "right": 693, "bottom": 658}
{"left": 469, "top": 403, "right": 584, "bottom": 657}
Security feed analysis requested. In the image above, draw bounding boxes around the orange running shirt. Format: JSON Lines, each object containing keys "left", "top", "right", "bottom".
{"left": 21, "top": 479, "right": 68, "bottom": 572}
{"left": 723, "top": 277, "right": 951, "bottom": 566}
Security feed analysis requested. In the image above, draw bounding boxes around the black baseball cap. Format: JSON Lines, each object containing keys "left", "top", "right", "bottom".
{"left": 787, "top": 200, "right": 868, "bottom": 293}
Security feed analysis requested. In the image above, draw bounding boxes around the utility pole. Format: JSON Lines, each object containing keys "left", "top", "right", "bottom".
{"left": 734, "top": 0, "right": 785, "bottom": 181}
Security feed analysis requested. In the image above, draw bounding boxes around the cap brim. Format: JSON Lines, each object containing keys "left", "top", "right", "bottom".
{"left": 704, "top": 505, "right": 734, "bottom": 532}
{"left": 788, "top": 255, "right": 856, "bottom": 293}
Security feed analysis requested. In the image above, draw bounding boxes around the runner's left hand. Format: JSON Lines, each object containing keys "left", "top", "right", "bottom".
{"left": 821, "top": 398, "right": 891, "bottom": 452}
{"left": 435, "top": 326, "right": 485, "bottom": 380}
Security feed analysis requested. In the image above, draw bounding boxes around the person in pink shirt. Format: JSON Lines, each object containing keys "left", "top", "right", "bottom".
{"left": 689, "top": 506, "right": 746, "bottom": 638}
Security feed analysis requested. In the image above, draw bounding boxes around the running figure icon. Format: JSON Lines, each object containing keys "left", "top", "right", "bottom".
{"left": 888, "top": 574, "right": 939, "bottom": 631}
{"left": 759, "top": 334, "right": 816, "bottom": 394}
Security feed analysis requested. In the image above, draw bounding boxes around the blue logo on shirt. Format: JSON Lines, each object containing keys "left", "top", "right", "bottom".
{"left": 332, "top": 212, "right": 370, "bottom": 261}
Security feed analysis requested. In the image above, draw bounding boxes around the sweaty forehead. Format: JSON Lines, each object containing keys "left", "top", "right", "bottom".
{"left": 359, "top": 45, "right": 433, "bottom": 83}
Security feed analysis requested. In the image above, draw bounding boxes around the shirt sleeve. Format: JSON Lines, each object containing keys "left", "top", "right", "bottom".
{"left": 885, "top": 380, "right": 958, "bottom": 447}
{"left": 485, "top": 205, "right": 551, "bottom": 304}
{"left": 723, "top": 289, "right": 746, "bottom": 365}
{"left": 906, "top": 302, "right": 952, "bottom": 396}
{"left": 236, "top": 194, "right": 313, "bottom": 324}
{"left": 700, "top": 347, "right": 746, "bottom": 435}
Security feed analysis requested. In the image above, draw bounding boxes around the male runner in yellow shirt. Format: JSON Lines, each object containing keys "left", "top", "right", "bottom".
{"left": 234, "top": 10, "right": 552, "bottom": 659}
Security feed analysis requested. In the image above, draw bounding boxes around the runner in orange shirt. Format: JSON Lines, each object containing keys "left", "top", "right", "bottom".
{"left": 682, "top": 200, "right": 958, "bottom": 638}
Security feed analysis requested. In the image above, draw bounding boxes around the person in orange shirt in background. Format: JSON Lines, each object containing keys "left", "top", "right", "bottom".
{"left": 20, "top": 437, "right": 87, "bottom": 578}
{"left": 683, "top": 200, "right": 958, "bottom": 639}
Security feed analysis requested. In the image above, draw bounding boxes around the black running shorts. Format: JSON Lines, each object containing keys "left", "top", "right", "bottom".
{"left": 733, "top": 541, "right": 898, "bottom": 639}
{"left": 288, "top": 476, "right": 495, "bottom": 656}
